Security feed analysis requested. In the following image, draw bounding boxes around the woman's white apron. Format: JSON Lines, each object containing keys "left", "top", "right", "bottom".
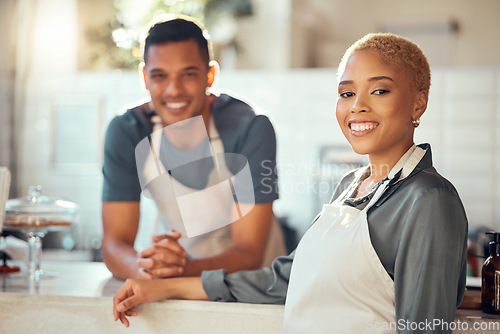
{"left": 284, "top": 145, "right": 425, "bottom": 333}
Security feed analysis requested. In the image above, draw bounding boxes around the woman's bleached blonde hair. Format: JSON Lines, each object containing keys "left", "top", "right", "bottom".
{"left": 337, "top": 33, "right": 431, "bottom": 92}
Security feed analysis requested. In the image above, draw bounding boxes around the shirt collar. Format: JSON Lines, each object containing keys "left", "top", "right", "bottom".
{"left": 387, "top": 144, "right": 427, "bottom": 184}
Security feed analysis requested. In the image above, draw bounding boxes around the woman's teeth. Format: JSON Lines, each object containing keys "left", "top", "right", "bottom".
{"left": 350, "top": 123, "right": 378, "bottom": 131}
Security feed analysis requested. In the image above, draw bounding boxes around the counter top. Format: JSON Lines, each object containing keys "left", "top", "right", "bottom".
{"left": 1, "top": 260, "right": 117, "bottom": 297}
{"left": 1, "top": 260, "right": 499, "bottom": 333}
{"left": 0, "top": 260, "right": 284, "bottom": 334}
{"left": 0, "top": 292, "right": 285, "bottom": 334}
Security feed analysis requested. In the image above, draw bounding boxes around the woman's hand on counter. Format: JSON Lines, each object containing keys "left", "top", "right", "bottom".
{"left": 113, "top": 279, "right": 167, "bottom": 327}
{"left": 113, "top": 277, "right": 209, "bottom": 327}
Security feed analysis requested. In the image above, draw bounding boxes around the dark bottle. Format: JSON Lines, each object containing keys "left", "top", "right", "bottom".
{"left": 482, "top": 232, "right": 500, "bottom": 314}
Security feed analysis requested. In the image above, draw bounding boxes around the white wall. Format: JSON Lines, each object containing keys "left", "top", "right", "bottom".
{"left": 423, "top": 68, "right": 500, "bottom": 231}
{"left": 233, "top": 0, "right": 291, "bottom": 69}
{"left": 18, "top": 71, "right": 148, "bottom": 248}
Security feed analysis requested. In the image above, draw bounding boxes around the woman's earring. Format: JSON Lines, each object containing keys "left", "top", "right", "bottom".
{"left": 411, "top": 118, "right": 420, "bottom": 128}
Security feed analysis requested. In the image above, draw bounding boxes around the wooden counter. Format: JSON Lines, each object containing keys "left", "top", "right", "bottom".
{"left": 1, "top": 261, "right": 499, "bottom": 333}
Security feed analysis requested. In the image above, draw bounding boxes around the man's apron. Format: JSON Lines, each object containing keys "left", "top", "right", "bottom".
{"left": 136, "top": 114, "right": 285, "bottom": 266}
{"left": 284, "top": 146, "right": 425, "bottom": 333}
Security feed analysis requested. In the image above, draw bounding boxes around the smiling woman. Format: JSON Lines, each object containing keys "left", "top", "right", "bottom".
{"left": 112, "top": 33, "right": 468, "bottom": 334}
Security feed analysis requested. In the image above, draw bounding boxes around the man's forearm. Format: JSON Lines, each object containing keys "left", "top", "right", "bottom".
{"left": 102, "top": 240, "right": 142, "bottom": 280}
{"left": 180, "top": 203, "right": 274, "bottom": 277}
{"left": 181, "top": 243, "right": 263, "bottom": 277}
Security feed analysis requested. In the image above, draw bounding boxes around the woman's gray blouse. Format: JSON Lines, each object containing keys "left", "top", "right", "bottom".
{"left": 201, "top": 144, "right": 468, "bottom": 333}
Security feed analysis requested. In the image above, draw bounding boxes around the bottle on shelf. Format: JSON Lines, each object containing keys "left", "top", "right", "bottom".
{"left": 481, "top": 232, "right": 500, "bottom": 314}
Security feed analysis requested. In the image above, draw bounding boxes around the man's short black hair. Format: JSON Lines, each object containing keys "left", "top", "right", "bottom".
{"left": 143, "top": 15, "right": 213, "bottom": 66}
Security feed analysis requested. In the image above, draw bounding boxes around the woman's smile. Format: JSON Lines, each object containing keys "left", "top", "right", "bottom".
{"left": 348, "top": 120, "right": 379, "bottom": 136}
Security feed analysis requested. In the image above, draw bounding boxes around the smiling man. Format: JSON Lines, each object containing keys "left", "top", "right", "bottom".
{"left": 101, "top": 15, "right": 285, "bottom": 281}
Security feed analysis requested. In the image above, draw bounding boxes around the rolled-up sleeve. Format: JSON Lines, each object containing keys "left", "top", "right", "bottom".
{"left": 201, "top": 252, "right": 294, "bottom": 304}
